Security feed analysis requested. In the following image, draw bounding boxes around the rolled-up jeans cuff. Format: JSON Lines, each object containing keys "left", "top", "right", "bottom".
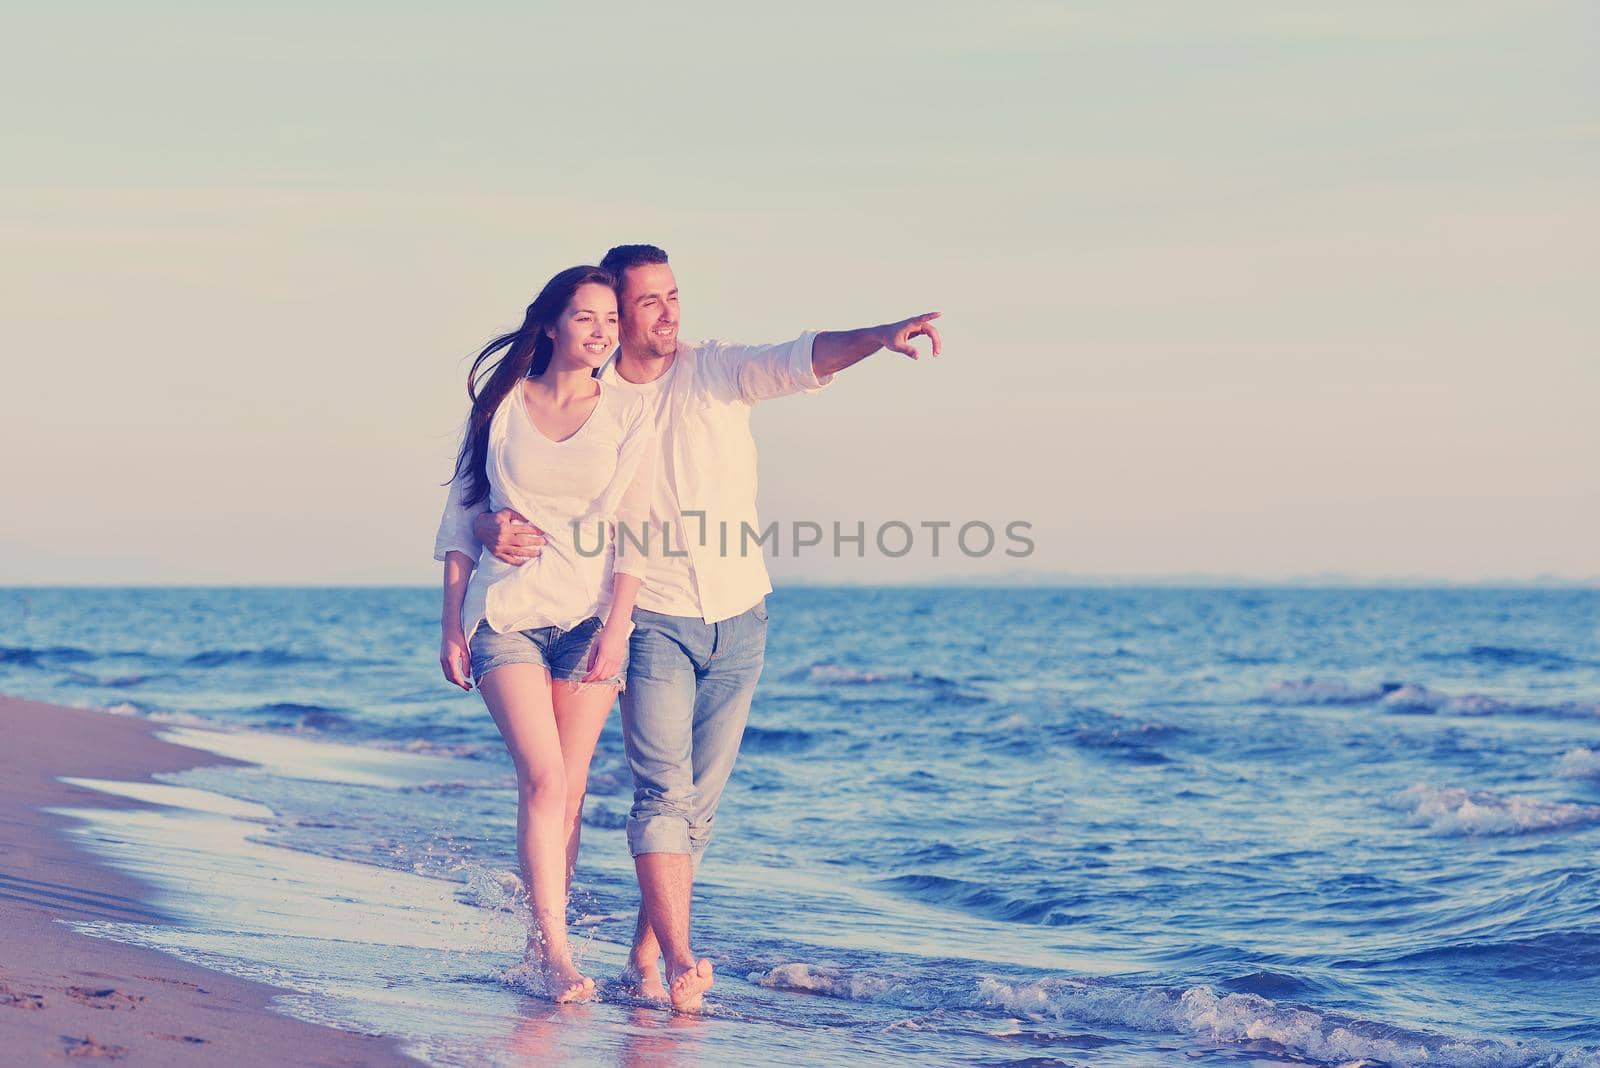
{"left": 627, "top": 814, "right": 692, "bottom": 857}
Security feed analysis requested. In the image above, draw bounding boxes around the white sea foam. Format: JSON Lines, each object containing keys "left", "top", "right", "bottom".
{"left": 974, "top": 978, "right": 1596, "bottom": 1068}
{"left": 156, "top": 725, "right": 487, "bottom": 789}
{"left": 1379, "top": 685, "right": 1449, "bottom": 713}
{"left": 1385, "top": 784, "right": 1600, "bottom": 836}
{"left": 750, "top": 965, "right": 1596, "bottom": 1068}
{"left": 100, "top": 701, "right": 219, "bottom": 729}
{"left": 751, "top": 962, "right": 896, "bottom": 1000}
{"left": 1379, "top": 686, "right": 1517, "bottom": 716}
{"left": 456, "top": 865, "right": 533, "bottom": 930}
{"left": 58, "top": 776, "right": 275, "bottom": 821}
{"left": 801, "top": 664, "right": 906, "bottom": 685}
{"left": 1446, "top": 693, "right": 1523, "bottom": 716}
{"left": 383, "top": 738, "right": 497, "bottom": 760}
{"left": 1260, "top": 679, "right": 1588, "bottom": 720}
{"left": 1260, "top": 679, "right": 1389, "bottom": 705}
{"left": 1557, "top": 748, "right": 1600, "bottom": 780}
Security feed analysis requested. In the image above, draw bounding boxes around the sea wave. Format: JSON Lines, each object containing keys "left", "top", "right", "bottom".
{"left": 783, "top": 662, "right": 978, "bottom": 693}
{"left": 1260, "top": 679, "right": 1398, "bottom": 705}
{"left": 740, "top": 725, "right": 843, "bottom": 754}
{"left": 750, "top": 965, "right": 1597, "bottom": 1068}
{"left": 873, "top": 873, "right": 1091, "bottom": 926}
{"left": 951, "top": 708, "right": 1182, "bottom": 764}
{"left": 183, "top": 648, "right": 330, "bottom": 668}
{"left": 1061, "top": 715, "right": 1182, "bottom": 761}
{"left": 1557, "top": 749, "right": 1600, "bottom": 780}
{"left": 374, "top": 738, "right": 498, "bottom": 760}
{"left": 785, "top": 663, "right": 941, "bottom": 686}
{"left": 780, "top": 660, "right": 991, "bottom": 707}
{"left": 581, "top": 803, "right": 629, "bottom": 830}
{"left": 1383, "top": 930, "right": 1600, "bottom": 980}
{"left": 247, "top": 701, "right": 352, "bottom": 731}
{"left": 0, "top": 643, "right": 95, "bottom": 666}
{"left": 1260, "top": 678, "right": 1600, "bottom": 719}
{"left": 752, "top": 962, "right": 897, "bottom": 1000}
{"left": 1384, "top": 784, "right": 1600, "bottom": 837}
{"left": 100, "top": 701, "right": 220, "bottom": 729}
{"left": 1380, "top": 685, "right": 1520, "bottom": 716}
{"left": 975, "top": 977, "right": 1596, "bottom": 1068}
{"left": 59, "top": 668, "right": 159, "bottom": 687}
{"left": 1423, "top": 645, "right": 1592, "bottom": 670}
{"left": 399, "top": 777, "right": 517, "bottom": 795}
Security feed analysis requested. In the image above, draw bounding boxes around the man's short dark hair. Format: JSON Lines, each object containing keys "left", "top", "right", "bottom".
{"left": 599, "top": 244, "right": 669, "bottom": 296}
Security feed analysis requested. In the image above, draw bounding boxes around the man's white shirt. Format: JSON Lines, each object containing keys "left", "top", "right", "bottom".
{"left": 600, "top": 332, "right": 830, "bottom": 623}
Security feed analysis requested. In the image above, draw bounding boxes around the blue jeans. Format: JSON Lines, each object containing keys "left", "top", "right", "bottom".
{"left": 621, "top": 599, "right": 768, "bottom": 860}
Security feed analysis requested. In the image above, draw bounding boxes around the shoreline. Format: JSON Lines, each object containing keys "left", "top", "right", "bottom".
{"left": 0, "top": 693, "right": 419, "bottom": 1066}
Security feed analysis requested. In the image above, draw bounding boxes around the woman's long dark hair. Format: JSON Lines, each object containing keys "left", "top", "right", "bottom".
{"left": 449, "top": 265, "right": 615, "bottom": 508}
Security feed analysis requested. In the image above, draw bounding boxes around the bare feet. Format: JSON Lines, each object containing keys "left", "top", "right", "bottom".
{"left": 543, "top": 957, "right": 596, "bottom": 1004}
{"left": 667, "top": 958, "right": 714, "bottom": 1013}
{"left": 618, "top": 963, "right": 669, "bottom": 1002}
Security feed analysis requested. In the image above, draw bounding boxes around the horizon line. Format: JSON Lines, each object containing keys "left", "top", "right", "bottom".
{"left": 1, "top": 577, "right": 1596, "bottom": 591}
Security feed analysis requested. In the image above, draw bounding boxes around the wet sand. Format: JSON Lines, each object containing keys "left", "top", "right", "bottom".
{"left": 0, "top": 694, "right": 419, "bottom": 1066}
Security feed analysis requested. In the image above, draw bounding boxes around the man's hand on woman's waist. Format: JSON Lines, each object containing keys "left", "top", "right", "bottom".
{"left": 471, "top": 509, "right": 545, "bottom": 566}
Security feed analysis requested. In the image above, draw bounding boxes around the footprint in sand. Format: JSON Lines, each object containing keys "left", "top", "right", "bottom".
{"left": 135, "top": 975, "right": 210, "bottom": 994}
{"left": 62, "top": 1034, "right": 128, "bottom": 1059}
{"left": 0, "top": 983, "right": 46, "bottom": 1010}
{"left": 146, "top": 1032, "right": 208, "bottom": 1045}
{"left": 66, "top": 987, "right": 145, "bottom": 1011}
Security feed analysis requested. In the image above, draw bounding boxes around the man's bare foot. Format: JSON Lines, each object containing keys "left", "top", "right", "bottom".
{"left": 618, "top": 963, "right": 669, "bottom": 1002}
{"left": 542, "top": 957, "right": 596, "bottom": 1004}
{"left": 667, "top": 959, "right": 714, "bottom": 1013}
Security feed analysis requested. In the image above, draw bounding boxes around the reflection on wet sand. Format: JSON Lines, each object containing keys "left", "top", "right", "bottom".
{"left": 500, "top": 999, "right": 705, "bottom": 1068}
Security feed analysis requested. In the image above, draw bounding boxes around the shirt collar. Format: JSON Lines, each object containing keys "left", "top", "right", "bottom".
{"left": 598, "top": 343, "right": 682, "bottom": 387}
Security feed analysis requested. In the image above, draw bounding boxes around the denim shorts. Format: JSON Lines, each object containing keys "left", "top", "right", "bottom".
{"left": 468, "top": 616, "right": 626, "bottom": 688}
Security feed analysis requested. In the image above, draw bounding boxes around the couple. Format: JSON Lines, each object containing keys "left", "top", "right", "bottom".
{"left": 434, "top": 244, "right": 939, "bottom": 1011}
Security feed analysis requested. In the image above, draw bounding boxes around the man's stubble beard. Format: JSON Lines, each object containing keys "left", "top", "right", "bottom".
{"left": 624, "top": 331, "right": 677, "bottom": 364}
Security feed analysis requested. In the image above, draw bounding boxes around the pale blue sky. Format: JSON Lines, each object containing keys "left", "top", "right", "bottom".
{"left": 3, "top": 2, "right": 1595, "bottom": 584}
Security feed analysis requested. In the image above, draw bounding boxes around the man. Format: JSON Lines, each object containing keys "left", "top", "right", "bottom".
{"left": 472, "top": 244, "right": 939, "bottom": 1011}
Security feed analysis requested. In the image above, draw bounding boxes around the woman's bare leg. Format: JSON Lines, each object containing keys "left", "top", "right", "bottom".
{"left": 550, "top": 680, "right": 619, "bottom": 890}
{"left": 477, "top": 664, "right": 593, "bottom": 1003}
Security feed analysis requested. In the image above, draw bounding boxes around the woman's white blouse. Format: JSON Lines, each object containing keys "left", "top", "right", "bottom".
{"left": 434, "top": 379, "right": 656, "bottom": 640}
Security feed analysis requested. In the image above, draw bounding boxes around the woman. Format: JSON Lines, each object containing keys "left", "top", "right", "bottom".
{"left": 434, "top": 265, "right": 655, "bottom": 1003}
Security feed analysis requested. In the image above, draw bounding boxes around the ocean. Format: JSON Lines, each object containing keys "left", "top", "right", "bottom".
{"left": 2, "top": 586, "right": 1597, "bottom": 1067}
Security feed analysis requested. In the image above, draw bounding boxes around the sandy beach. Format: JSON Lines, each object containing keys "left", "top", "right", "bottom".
{"left": 0, "top": 694, "right": 418, "bottom": 1067}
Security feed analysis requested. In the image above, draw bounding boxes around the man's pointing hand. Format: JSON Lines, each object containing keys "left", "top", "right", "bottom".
{"left": 882, "top": 311, "right": 942, "bottom": 360}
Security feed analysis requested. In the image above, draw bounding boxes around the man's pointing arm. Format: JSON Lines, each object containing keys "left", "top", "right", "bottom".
{"left": 811, "top": 311, "right": 943, "bottom": 378}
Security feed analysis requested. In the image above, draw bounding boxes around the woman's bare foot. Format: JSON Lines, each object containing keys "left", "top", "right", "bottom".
{"left": 667, "top": 958, "right": 714, "bottom": 1013}
{"left": 618, "top": 963, "right": 669, "bottom": 1002}
{"left": 542, "top": 957, "right": 596, "bottom": 1004}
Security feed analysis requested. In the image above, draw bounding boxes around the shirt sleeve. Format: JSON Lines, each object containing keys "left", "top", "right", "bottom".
{"left": 699, "top": 330, "right": 831, "bottom": 405}
{"left": 433, "top": 469, "right": 485, "bottom": 565}
{"left": 610, "top": 396, "right": 659, "bottom": 580}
